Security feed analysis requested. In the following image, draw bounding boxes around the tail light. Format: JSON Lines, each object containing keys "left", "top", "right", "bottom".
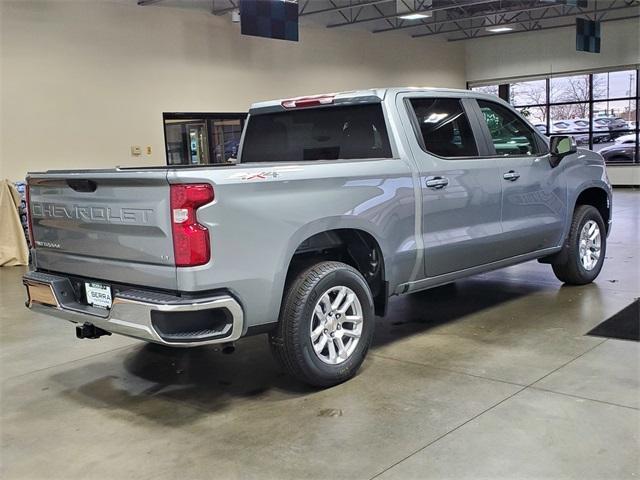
{"left": 170, "top": 183, "right": 214, "bottom": 267}
{"left": 25, "top": 184, "right": 34, "bottom": 248}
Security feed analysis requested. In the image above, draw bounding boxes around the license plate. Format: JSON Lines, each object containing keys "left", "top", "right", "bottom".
{"left": 85, "top": 282, "right": 112, "bottom": 309}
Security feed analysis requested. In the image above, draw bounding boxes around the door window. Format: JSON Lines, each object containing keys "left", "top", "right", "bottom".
{"left": 478, "top": 100, "right": 544, "bottom": 156}
{"left": 408, "top": 98, "right": 478, "bottom": 158}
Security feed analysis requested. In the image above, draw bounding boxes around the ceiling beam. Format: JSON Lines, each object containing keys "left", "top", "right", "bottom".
{"left": 373, "top": 3, "right": 566, "bottom": 33}
{"left": 325, "top": 0, "right": 501, "bottom": 28}
{"left": 300, "top": 0, "right": 393, "bottom": 17}
{"left": 210, "top": 0, "right": 395, "bottom": 17}
{"left": 412, "top": 2, "right": 640, "bottom": 38}
{"left": 447, "top": 13, "right": 640, "bottom": 41}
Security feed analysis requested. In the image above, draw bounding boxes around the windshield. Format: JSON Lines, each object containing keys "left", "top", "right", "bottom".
{"left": 241, "top": 104, "right": 392, "bottom": 163}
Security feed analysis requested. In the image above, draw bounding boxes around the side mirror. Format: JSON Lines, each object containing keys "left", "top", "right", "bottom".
{"left": 549, "top": 135, "right": 577, "bottom": 167}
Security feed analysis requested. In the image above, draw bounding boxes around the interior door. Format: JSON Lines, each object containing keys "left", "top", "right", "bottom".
{"left": 397, "top": 94, "right": 504, "bottom": 278}
{"left": 473, "top": 99, "right": 568, "bottom": 258}
{"left": 187, "top": 123, "right": 209, "bottom": 164}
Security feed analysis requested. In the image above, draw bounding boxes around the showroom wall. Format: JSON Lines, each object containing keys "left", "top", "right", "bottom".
{"left": 0, "top": 0, "right": 465, "bottom": 180}
{"left": 465, "top": 18, "right": 639, "bottom": 83}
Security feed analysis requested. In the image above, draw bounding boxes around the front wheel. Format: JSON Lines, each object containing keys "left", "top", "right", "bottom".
{"left": 552, "top": 205, "right": 606, "bottom": 285}
{"left": 269, "top": 261, "right": 375, "bottom": 387}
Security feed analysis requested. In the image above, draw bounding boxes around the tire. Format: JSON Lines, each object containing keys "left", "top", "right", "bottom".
{"left": 552, "top": 205, "right": 606, "bottom": 285}
{"left": 269, "top": 261, "right": 375, "bottom": 388}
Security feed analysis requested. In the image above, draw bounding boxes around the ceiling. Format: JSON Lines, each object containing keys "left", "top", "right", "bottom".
{"left": 137, "top": 0, "right": 640, "bottom": 41}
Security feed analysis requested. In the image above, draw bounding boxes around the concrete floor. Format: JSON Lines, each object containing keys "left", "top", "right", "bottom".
{"left": 1, "top": 189, "right": 638, "bottom": 480}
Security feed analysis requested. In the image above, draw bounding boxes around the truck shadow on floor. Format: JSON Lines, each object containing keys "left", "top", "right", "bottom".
{"left": 51, "top": 275, "right": 560, "bottom": 426}
{"left": 372, "top": 275, "right": 553, "bottom": 348}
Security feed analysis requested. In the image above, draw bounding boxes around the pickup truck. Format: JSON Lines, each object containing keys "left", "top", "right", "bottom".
{"left": 23, "top": 88, "right": 612, "bottom": 387}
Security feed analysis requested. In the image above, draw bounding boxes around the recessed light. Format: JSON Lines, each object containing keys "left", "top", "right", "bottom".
{"left": 399, "top": 12, "right": 432, "bottom": 20}
{"left": 485, "top": 26, "right": 514, "bottom": 33}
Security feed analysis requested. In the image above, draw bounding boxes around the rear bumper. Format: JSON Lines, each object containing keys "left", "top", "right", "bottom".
{"left": 23, "top": 271, "right": 244, "bottom": 347}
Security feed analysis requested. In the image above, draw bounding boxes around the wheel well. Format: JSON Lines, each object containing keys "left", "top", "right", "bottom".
{"left": 575, "top": 188, "right": 610, "bottom": 233}
{"left": 286, "top": 229, "right": 387, "bottom": 316}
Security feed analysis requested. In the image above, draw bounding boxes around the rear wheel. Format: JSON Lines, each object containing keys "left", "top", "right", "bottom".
{"left": 552, "top": 205, "right": 606, "bottom": 285}
{"left": 270, "top": 261, "right": 374, "bottom": 387}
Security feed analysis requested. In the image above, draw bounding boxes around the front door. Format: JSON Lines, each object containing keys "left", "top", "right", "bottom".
{"left": 474, "top": 99, "right": 568, "bottom": 258}
{"left": 187, "top": 123, "right": 209, "bottom": 165}
{"left": 398, "top": 94, "right": 504, "bottom": 278}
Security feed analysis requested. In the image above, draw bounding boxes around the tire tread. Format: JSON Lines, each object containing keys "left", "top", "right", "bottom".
{"left": 270, "top": 261, "right": 372, "bottom": 387}
{"left": 552, "top": 205, "right": 605, "bottom": 285}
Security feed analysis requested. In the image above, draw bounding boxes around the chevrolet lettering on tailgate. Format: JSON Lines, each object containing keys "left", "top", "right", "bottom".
{"left": 31, "top": 202, "right": 153, "bottom": 224}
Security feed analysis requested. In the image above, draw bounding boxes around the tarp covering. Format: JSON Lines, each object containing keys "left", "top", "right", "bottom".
{"left": 0, "top": 180, "right": 29, "bottom": 266}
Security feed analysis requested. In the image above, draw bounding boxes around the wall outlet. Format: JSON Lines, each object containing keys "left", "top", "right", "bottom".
{"left": 131, "top": 145, "right": 142, "bottom": 156}
{"left": 146, "top": 145, "right": 152, "bottom": 155}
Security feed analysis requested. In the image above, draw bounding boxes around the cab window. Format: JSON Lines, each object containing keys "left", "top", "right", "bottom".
{"left": 408, "top": 98, "right": 479, "bottom": 158}
{"left": 241, "top": 104, "right": 392, "bottom": 162}
{"left": 478, "top": 100, "right": 544, "bottom": 156}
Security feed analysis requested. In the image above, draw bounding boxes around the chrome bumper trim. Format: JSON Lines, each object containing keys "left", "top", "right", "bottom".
{"left": 23, "top": 272, "right": 244, "bottom": 347}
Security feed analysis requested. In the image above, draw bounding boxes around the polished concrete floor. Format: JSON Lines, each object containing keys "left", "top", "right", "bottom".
{"left": 1, "top": 189, "right": 638, "bottom": 480}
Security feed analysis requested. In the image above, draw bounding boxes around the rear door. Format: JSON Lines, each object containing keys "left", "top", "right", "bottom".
{"left": 472, "top": 99, "right": 567, "bottom": 258}
{"left": 397, "top": 93, "right": 504, "bottom": 277}
{"left": 28, "top": 170, "right": 177, "bottom": 290}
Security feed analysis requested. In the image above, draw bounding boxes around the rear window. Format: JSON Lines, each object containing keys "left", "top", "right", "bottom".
{"left": 240, "top": 104, "right": 392, "bottom": 163}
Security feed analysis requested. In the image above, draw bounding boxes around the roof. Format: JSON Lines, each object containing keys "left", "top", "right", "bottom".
{"left": 249, "top": 87, "right": 504, "bottom": 113}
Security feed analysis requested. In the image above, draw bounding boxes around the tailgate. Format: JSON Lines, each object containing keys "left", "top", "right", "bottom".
{"left": 28, "top": 170, "right": 177, "bottom": 290}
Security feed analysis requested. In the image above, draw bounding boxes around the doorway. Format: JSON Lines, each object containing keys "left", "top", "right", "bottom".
{"left": 163, "top": 112, "right": 247, "bottom": 165}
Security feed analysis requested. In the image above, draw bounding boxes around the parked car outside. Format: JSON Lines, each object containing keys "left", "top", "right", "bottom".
{"left": 599, "top": 142, "right": 637, "bottom": 163}
{"left": 533, "top": 119, "right": 617, "bottom": 144}
{"left": 552, "top": 120, "right": 589, "bottom": 145}
{"left": 594, "top": 116, "right": 628, "bottom": 140}
{"left": 614, "top": 133, "right": 636, "bottom": 144}
{"left": 534, "top": 123, "right": 547, "bottom": 135}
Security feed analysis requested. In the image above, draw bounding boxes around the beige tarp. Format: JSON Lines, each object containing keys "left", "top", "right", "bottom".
{"left": 0, "top": 180, "right": 29, "bottom": 266}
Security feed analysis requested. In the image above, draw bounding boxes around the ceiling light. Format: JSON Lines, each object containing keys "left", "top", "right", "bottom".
{"left": 485, "top": 26, "right": 514, "bottom": 33}
{"left": 399, "top": 12, "right": 432, "bottom": 20}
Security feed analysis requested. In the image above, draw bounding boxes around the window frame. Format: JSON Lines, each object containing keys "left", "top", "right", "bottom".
{"left": 163, "top": 112, "right": 247, "bottom": 166}
{"left": 403, "top": 96, "right": 489, "bottom": 160}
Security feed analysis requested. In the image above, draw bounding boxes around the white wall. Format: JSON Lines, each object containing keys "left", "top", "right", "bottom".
{"left": 0, "top": 0, "right": 466, "bottom": 180}
{"left": 607, "top": 165, "right": 640, "bottom": 186}
{"left": 465, "top": 18, "right": 640, "bottom": 83}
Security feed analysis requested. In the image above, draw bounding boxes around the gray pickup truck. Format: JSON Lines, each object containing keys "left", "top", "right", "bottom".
{"left": 23, "top": 88, "right": 612, "bottom": 387}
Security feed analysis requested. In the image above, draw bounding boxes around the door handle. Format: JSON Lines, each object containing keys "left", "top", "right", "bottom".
{"left": 503, "top": 170, "right": 520, "bottom": 181}
{"left": 425, "top": 177, "right": 449, "bottom": 189}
